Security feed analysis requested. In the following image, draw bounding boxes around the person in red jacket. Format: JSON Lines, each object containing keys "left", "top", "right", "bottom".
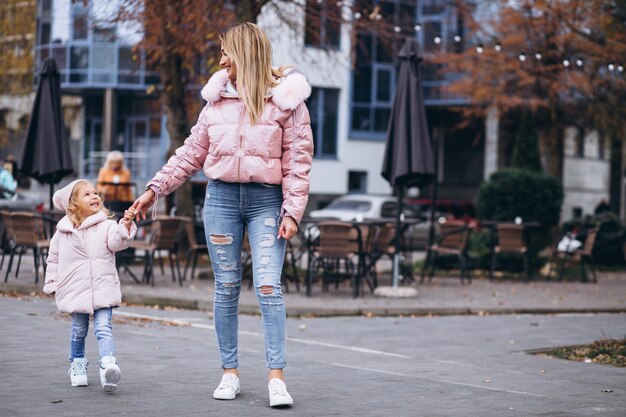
{"left": 131, "top": 22, "right": 314, "bottom": 407}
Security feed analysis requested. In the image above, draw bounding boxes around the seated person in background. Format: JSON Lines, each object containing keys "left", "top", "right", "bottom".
{"left": 0, "top": 159, "right": 18, "bottom": 199}
{"left": 97, "top": 151, "right": 133, "bottom": 202}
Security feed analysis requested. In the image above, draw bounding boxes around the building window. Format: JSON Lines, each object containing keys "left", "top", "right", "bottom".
{"left": 350, "top": 0, "right": 460, "bottom": 137}
{"left": 304, "top": 0, "right": 340, "bottom": 49}
{"left": 348, "top": 171, "right": 368, "bottom": 193}
{"left": 71, "top": 3, "right": 89, "bottom": 41}
{"left": 309, "top": 87, "right": 339, "bottom": 158}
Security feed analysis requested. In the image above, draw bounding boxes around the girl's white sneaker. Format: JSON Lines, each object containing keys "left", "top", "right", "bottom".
{"left": 268, "top": 378, "right": 293, "bottom": 407}
{"left": 69, "top": 358, "right": 88, "bottom": 387}
{"left": 213, "top": 373, "right": 240, "bottom": 400}
{"left": 99, "top": 355, "right": 121, "bottom": 393}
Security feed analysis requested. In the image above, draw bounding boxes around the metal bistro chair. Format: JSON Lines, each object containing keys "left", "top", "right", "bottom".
{"left": 127, "top": 221, "right": 161, "bottom": 285}
{"left": 182, "top": 219, "right": 208, "bottom": 281}
{"left": 551, "top": 227, "right": 599, "bottom": 283}
{"left": 421, "top": 220, "right": 471, "bottom": 284}
{"left": 307, "top": 221, "right": 364, "bottom": 298}
{"left": 490, "top": 223, "right": 530, "bottom": 282}
{"left": 127, "top": 216, "right": 186, "bottom": 287}
{"left": 3, "top": 211, "right": 49, "bottom": 284}
{"left": 0, "top": 210, "right": 15, "bottom": 271}
{"left": 361, "top": 222, "right": 396, "bottom": 292}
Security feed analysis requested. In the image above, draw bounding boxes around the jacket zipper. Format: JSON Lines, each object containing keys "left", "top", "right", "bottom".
{"left": 237, "top": 104, "right": 245, "bottom": 182}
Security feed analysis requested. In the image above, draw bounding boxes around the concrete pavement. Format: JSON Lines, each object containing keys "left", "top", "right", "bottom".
{"left": 1, "top": 260, "right": 625, "bottom": 316}
{"left": 0, "top": 295, "right": 625, "bottom": 416}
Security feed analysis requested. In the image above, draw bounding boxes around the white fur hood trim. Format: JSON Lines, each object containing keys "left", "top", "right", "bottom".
{"left": 200, "top": 68, "right": 311, "bottom": 111}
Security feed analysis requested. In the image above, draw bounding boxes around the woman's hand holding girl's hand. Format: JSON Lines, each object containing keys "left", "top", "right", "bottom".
{"left": 278, "top": 216, "right": 298, "bottom": 240}
{"left": 122, "top": 208, "right": 136, "bottom": 230}
{"left": 130, "top": 188, "right": 156, "bottom": 220}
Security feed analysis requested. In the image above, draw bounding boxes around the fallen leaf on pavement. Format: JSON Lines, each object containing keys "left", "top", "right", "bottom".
{"left": 51, "top": 400, "right": 63, "bottom": 404}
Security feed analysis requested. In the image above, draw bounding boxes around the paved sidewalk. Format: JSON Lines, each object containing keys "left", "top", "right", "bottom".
{"left": 0, "top": 295, "right": 625, "bottom": 416}
{"left": 1, "top": 257, "right": 625, "bottom": 316}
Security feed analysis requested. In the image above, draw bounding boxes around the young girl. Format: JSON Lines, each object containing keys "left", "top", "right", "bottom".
{"left": 43, "top": 179, "right": 137, "bottom": 392}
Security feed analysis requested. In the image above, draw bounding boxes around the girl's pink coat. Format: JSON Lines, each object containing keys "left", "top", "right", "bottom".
{"left": 146, "top": 69, "right": 314, "bottom": 224}
{"left": 43, "top": 211, "right": 137, "bottom": 314}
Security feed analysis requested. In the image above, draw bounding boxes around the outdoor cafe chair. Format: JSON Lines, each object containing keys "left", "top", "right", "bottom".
{"left": 421, "top": 220, "right": 471, "bottom": 284}
{"left": 0, "top": 210, "right": 15, "bottom": 271}
{"left": 549, "top": 227, "right": 599, "bottom": 283}
{"left": 3, "top": 211, "right": 49, "bottom": 285}
{"left": 306, "top": 221, "right": 364, "bottom": 298}
{"left": 361, "top": 222, "right": 396, "bottom": 292}
{"left": 126, "top": 216, "right": 185, "bottom": 286}
{"left": 490, "top": 223, "right": 530, "bottom": 282}
{"left": 182, "top": 219, "right": 208, "bottom": 281}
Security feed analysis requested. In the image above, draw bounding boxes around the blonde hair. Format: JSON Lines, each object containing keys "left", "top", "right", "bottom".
{"left": 219, "top": 22, "right": 288, "bottom": 124}
{"left": 105, "top": 150, "right": 127, "bottom": 170}
{"left": 66, "top": 180, "right": 113, "bottom": 226}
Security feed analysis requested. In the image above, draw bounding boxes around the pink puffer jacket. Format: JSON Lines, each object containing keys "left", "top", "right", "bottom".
{"left": 43, "top": 211, "right": 137, "bottom": 314}
{"left": 146, "top": 69, "right": 314, "bottom": 223}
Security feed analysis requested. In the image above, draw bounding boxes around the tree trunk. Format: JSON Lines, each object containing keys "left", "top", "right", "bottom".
{"left": 543, "top": 107, "right": 564, "bottom": 181}
{"left": 158, "top": 51, "right": 193, "bottom": 216}
{"left": 609, "top": 135, "right": 623, "bottom": 215}
{"left": 234, "top": 0, "right": 272, "bottom": 23}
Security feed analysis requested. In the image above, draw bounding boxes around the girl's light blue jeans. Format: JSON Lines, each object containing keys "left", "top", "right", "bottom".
{"left": 69, "top": 307, "right": 115, "bottom": 362}
{"left": 203, "top": 180, "right": 287, "bottom": 369}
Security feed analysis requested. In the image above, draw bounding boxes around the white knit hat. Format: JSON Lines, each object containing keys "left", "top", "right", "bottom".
{"left": 52, "top": 179, "right": 86, "bottom": 211}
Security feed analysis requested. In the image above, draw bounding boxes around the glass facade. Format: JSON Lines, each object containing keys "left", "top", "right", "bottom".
{"left": 308, "top": 87, "right": 340, "bottom": 159}
{"left": 350, "top": 0, "right": 467, "bottom": 139}
{"left": 35, "top": 0, "right": 157, "bottom": 89}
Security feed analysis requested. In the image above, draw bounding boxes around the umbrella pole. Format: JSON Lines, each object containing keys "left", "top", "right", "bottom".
{"left": 392, "top": 186, "right": 405, "bottom": 288}
{"left": 49, "top": 183, "right": 54, "bottom": 210}
{"left": 427, "top": 127, "right": 440, "bottom": 252}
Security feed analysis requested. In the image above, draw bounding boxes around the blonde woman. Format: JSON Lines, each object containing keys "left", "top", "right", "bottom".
{"left": 131, "top": 22, "right": 313, "bottom": 407}
{"left": 97, "top": 151, "right": 133, "bottom": 202}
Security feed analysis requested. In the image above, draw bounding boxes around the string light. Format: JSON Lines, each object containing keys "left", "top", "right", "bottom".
{"left": 576, "top": 59, "right": 583, "bottom": 67}
{"left": 375, "top": 13, "right": 382, "bottom": 21}
{"left": 519, "top": 52, "right": 527, "bottom": 62}
{"left": 535, "top": 53, "right": 542, "bottom": 60}
{"left": 495, "top": 43, "right": 502, "bottom": 52}
{"left": 619, "top": 65, "right": 624, "bottom": 72}
{"left": 393, "top": 26, "right": 401, "bottom": 33}
{"left": 563, "top": 59, "right": 570, "bottom": 67}
{"left": 608, "top": 63, "right": 615, "bottom": 71}
{"left": 433, "top": 36, "right": 442, "bottom": 45}
{"left": 353, "top": 12, "right": 361, "bottom": 20}
{"left": 454, "top": 35, "right": 462, "bottom": 43}
{"left": 414, "top": 24, "right": 422, "bottom": 32}
{"left": 476, "top": 44, "right": 484, "bottom": 54}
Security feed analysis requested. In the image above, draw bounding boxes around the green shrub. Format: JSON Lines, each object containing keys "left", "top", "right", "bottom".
{"left": 475, "top": 168, "right": 563, "bottom": 271}
{"left": 476, "top": 168, "right": 563, "bottom": 227}
{"left": 562, "top": 212, "right": 626, "bottom": 266}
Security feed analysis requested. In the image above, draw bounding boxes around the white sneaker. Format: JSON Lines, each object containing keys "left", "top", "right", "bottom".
{"left": 68, "top": 358, "right": 88, "bottom": 387}
{"left": 268, "top": 378, "right": 293, "bottom": 407}
{"left": 99, "top": 355, "right": 121, "bottom": 393}
{"left": 213, "top": 373, "right": 240, "bottom": 400}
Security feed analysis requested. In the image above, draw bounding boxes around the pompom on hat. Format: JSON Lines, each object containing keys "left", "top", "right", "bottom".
{"left": 52, "top": 179, "right": 86, "bottom": 211}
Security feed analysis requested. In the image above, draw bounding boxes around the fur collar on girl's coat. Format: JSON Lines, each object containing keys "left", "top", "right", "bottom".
{"left": 200, "top": 68, "right": 312, "bottom": 111}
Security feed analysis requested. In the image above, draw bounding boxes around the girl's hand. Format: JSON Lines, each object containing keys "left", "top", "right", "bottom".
{"left": 278, "top": 216, "right": 298, "bottom": 240}
{"left": 130, "top": 189, "right": 156, "bottom": 220}
{"left": 122, "top": 208, "right": 136, "bottom": 230}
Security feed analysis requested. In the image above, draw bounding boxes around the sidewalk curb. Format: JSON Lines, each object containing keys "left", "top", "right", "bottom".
{"left": 2, "top": 283, "right": 625, "bottom": 318}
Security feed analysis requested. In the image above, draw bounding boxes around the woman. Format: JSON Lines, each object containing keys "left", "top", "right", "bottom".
{"left": 97, "top": 151, "right": 133, "bottom": 202}
{"left": 0, "top": 159, "right": 18, "bottom": 199}
{"left": 131, "top": 22, "right": 313, "bottom": 407}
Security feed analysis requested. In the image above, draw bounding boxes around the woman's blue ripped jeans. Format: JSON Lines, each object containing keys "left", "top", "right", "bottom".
{"left": 203, "top": 180, "right": 287, "bottom": 370}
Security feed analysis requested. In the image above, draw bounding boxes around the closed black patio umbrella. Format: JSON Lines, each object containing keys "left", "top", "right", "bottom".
{"left": 21, "top": 58, "right": 74, "bottom": 209}
{"left": 381, "top": 38, "right": 435, "bottom": 289}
